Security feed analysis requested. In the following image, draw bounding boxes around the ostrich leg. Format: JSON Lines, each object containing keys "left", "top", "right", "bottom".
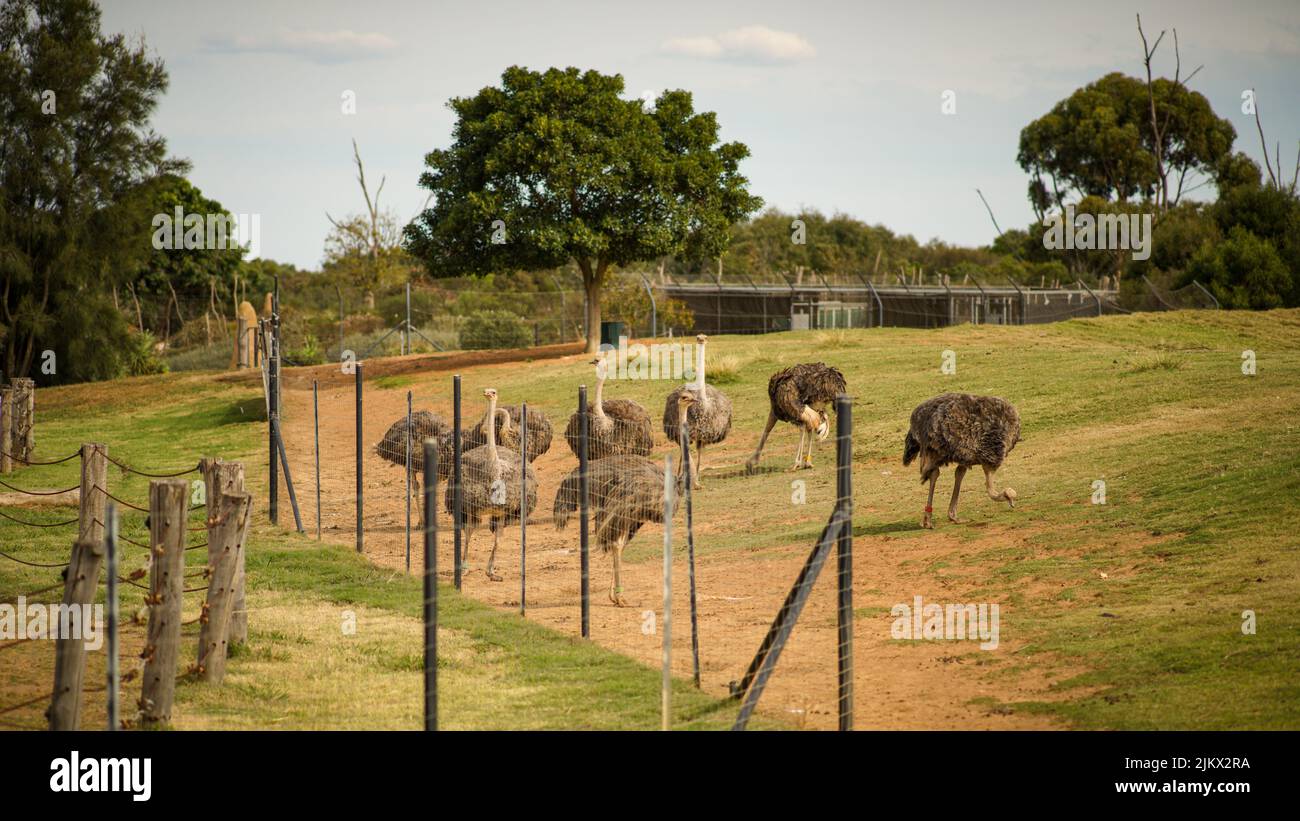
{"left": 947, "top": 465, "right": 967, "bottom": 523}
{"left": 791, "top": 428, "right": 807, "bottom": 471}
{"left": 746, "top": 410, "right": 779, "bottom": 473}
{"left": 485, "top": 522, "right": 504, "bottom": 581}
{"left": 803, "top": 424, "right": 816, "bottom": 469}
{"left": 922, "top": 472, "right": 938, "bottom": 529}
{"left": 412, "top": 475, "right": 424, "bottom": 526}
{"left": 610, "top": 535, "right": 630, "bottom": 607}
{"left": 983, "top": 465, "right": 1017, "bottom": 509}
{"left": 694, "top": 441, "right": 705, "bottom": 489}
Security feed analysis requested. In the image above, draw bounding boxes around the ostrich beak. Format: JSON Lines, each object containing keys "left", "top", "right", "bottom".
{"left": 1003, "top": 488, "right": 1017, "bottom": 508}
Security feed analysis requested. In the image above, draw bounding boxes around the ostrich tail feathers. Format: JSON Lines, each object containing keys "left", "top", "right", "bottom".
{"left": 903, "top": 432, "right": 920, "bottom": 466}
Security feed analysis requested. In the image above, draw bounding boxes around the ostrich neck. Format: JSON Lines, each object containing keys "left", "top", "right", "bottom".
{"left": 593, "top": 371, "right": 610, "bottom": 429}
{"left": 485, "top": 396, "right": 501, "bottom": 480}
{"left": 693, "top": 342, "right": 710, "bottom": 409}
{"left": 495, "top": 407, "right": 512, "bottom": 436}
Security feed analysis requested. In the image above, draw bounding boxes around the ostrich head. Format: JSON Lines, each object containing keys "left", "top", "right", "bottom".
{"left": 695, "top": 333, "right": 708, "bottom": 344}
{"left": 483, "top": 388, "right": 497, "bottom": 401}
{"left": 676, "top": 390, "right": 696, "bottom": 424}
{"left": 815, "top": 410, "right": 830, "bottom": 441}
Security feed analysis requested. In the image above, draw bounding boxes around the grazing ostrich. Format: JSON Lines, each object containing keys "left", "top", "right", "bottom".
{"left": 465, "top": 403, "right": 552, "bottom": 461}
{"left": 662, "top": 334, "right": 732, "bottom": 488}
{"left": 554, "top": 395, "right": 690, "bottom": 606}
{"left": 903, "top": 393, "right": 1020, "bottom": 529}
{"left": 564, "top": 355, "right": 653, "bottom": 459}
{"left": 745, "top": 363, "right": 847, "bottom": 473}
{"left": 447, "top": 389, "right": 538, "bottom": 580}
{"left": 375, "top": 410, "right": 453, "bottom": 523}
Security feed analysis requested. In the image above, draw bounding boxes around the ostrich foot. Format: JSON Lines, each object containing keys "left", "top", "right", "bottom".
{"left": 608, "top": 588, "right": 630, "bottom": 607}
{"left": 947, "top": 514, "right": 964, "bottom": 524}
{"left": 486, "top": 569, "right": 503, "bottom": 582}
{"left": 745, "top": 459, "right": 760, "bottom": 475}
{"left": 921, "top": 514, "right": 934, "bottom": 529}
{"left": 1003, "top": 488, "right": 1017, "bottom": 509}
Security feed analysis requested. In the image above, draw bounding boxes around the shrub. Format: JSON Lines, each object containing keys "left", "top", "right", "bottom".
{"left": 459, "top": 310, "right": 531, "bottom": 350}
{"left": 123, "top": 330, "right": 169, "bottom": 376}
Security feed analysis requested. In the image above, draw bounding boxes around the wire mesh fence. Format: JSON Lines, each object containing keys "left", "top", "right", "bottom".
{"left": 269, "top": 341, "right": 857, "bottom": 729}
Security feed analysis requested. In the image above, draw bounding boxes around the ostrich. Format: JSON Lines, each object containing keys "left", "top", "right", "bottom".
{"left": 903, "top": 393, "right": 1020, "bottom": 529}
{"left": 662, "top": 334, "right": 732, "bottom": 488}
{"left": 375, "top": 410, "right": 454, "bottom": 523}
{"left": 554, "top": 394, "right": 690, "bottom": 606}
{"left": 447, "top": 389, "right": 538, "bottom": 580}
{"left": 465, "top": 403, "right": 552, "bottom": 461}
{"left": 564, "top": 354, "right": 653, "bottom": 459}
{"left": 745, "top": 363, "right": 847, "bottom": 473}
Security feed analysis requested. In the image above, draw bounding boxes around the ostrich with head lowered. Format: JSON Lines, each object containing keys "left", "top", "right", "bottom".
{"left": 903, "top": 392, "right": 1020, "bottom": 529}
{"left": 745, "top": 362, "right": 847, "bottom": 472}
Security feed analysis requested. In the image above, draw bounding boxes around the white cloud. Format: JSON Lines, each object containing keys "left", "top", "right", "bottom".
{"left": 206, "top": 29, "right": 398, "bottom": 63}
{"left": 662, "top": 25, "right": 815, "bottom": 63}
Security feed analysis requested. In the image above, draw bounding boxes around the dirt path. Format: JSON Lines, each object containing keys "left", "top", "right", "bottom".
{"left": 279, "top": 364, "right": 1067, "bottom": 730}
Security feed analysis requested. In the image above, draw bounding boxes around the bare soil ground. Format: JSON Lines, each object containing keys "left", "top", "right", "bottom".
{"left": 279, "top": 358, "right": 1068, "bottom": 730}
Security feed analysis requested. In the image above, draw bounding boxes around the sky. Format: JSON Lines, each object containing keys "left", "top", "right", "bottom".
{"left": 99, "top": 0, "right": 1300, "bottom": 270}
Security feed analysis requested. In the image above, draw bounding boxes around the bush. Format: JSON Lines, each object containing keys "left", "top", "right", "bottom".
{"left": 1182, "top": 226, "right": 1291, "bottom": 309}
{"left": 123, "top": 330, "right": 169, "bottom": 376}
{"left": 459, "top": 310, "right": 531, "bottom": 350}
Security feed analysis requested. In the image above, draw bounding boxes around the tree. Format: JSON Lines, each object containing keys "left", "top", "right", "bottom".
{"left": 0, "top": 0, "right": 183, "bottom": 382}
{"left": 404, "top": 66, "right": 762, "bottom": 353}
{"left": 324, "top": 140, "right": 415, "bottom": 308}
{"left": 131, "top": 174, "right": 245, "bottom": 338}
{"left": 1017, "top": 72, "right": 1234, "bottom": 218}
{"left": 1182, "top": 226, "right": 1292, "bottom": 309}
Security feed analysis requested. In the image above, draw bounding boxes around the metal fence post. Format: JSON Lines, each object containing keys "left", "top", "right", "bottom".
{"left": 105, "top": 503, "right": 119, "bottom": 731}
{"left": 355, "top": 362, "right": 364, "bottom": 553}
{"left": 453, "top": 375, "right": 463, "bottom": 591}
{"left": 405, "top": 391, "right": 412, "bottom": 573}
{"left": 578, "top": 385, "right": 590, "bottom": 638}
{"left": 313, "top": 380, "right": 321, "bottom": 540}
{"left": 680, "top": 420, "right": 701, "bottom": 688}
{"left": 835, "top": 394, "right": 854, "bottom": 731}
{"left": 269, "top": 325, "right": 278, "bottom": 525}
{"left": 423, "top": 439, "right": 438, "bottom": 731}
{"left": 661, "top": 453, "right": 673, "bottom": 731}
{"left": 520, "top": 403, "right": 528, "bottom": 616}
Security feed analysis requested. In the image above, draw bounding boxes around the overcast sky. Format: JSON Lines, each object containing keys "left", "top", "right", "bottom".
{"left": 100, "top": 0, "right": 1300, "bottom": 270}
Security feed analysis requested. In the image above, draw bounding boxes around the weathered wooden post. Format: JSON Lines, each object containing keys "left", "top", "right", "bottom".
{"left": 12, "top": 377, "right": 34, "bottom": 461}
{"left": 201, "top": 458, "right": 248, "bottom": 646}
{"left": 197, "top": 491, "right": 252, "bottom": 682}
{"left": 139, "top": 479, "right": 188, "bottom": 726}
{"left": 79, "top": 443, "right": 107, "bottom": 546}
{"left": 0, "top": 385, "right": 11, "bottom": 473}
{"left": 47, "top": 538, "right": 106, "bottom": 730}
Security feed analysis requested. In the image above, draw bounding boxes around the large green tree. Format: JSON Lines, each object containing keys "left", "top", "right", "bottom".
{"left": 404, "top": 66, "right": 762, "bottom": 352}
{"left": 0, "top": 0, "right": 182, "bottom": 381}
{"left": 1017, "top": 72, "right": 1235, "bottom": 218}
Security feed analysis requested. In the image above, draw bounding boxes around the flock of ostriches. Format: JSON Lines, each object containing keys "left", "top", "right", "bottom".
{"left": 377, "top": 334, "right": 1020, "bottom": 607}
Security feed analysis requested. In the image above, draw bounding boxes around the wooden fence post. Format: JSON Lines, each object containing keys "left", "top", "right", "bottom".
{"left": 201, "top": 458, "right": 248, "bottom": 647}
{"left": 197, "top": 491, "right": 252, "bottom": 682}
{"left": 0, "top": 386, "right": 11, "bottom": 473}
{"left": 79, "top": 443, "right": 107, "bottom": 546}
{"left": 139, "top": 479, "right": 188, "bottom": 726}
{"left": 47, "top": 538, "right": 106, "bottom": 730}
{"left": 12, "top": 377, "right": 34, "bottom": 461}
